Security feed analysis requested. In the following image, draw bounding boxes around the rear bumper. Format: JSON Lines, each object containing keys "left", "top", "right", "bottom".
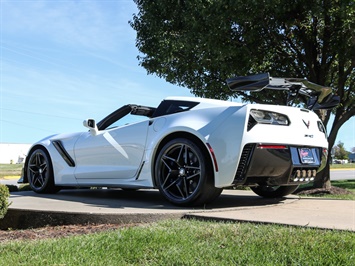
{"left": 234, "top": 143, "right": 327, "bottom": 186}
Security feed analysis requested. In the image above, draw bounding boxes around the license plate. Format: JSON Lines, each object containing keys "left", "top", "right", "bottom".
{"left": 298, "top": 148, "right": 315, "bottom": 163}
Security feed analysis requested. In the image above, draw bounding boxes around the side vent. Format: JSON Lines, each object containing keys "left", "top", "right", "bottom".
{"left": 53, "top": 141, "right": 75, "bottom": 167}
{"left": 247, "top": 115, "right": 257, "bottom": 131}
{"left": 234, "top": 144, "right": 255, "bottom": 183}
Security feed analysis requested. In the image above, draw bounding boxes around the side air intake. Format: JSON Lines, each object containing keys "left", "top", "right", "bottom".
{"left": 234, "top": 144, "right": 255, "bottom": 183}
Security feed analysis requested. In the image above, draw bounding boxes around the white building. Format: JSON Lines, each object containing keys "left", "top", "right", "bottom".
{"left": 0, "top": 143, "right": 32, "bottom": 164}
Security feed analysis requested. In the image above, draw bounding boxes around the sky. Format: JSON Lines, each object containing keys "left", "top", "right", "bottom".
{"left": 0, "top": 0, "right": 354, "bottom": 151}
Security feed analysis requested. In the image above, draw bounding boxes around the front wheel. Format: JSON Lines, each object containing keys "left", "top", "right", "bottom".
{"left": 250, "top": 184, "right": 299, "bottom": 198}
{"left": 155, "top": 138, "right": 222, "bottom": 206}
{"left": 27, "top": 148, "right": 60, "bottom": 194}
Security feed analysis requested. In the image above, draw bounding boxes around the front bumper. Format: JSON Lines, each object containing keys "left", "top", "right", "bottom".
{"left": 234, "top": 143, "right": 327, "bottom": 186}
{"left": 17, "top": 167, "right": 26, "bottom": 184}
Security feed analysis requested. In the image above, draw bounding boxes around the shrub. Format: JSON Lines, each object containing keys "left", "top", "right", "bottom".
{"left": 0, "top": 184, "right": 10, "bottom": 219}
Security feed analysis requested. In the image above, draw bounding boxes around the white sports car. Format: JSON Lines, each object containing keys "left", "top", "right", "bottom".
{"left": 19, "top": 73, "right": 339, "bottom": 206}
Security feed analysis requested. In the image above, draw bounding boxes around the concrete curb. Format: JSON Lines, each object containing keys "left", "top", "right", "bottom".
{"left": 0, "top": 209, "right": 185, "bottom": 230}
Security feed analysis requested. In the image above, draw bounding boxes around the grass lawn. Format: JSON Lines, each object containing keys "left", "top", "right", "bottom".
{"left": 0, "top": 164, "right": 22, "bottom": 179}
{"left": 1, "top": 219, "right": 354, "bottom": 265}
{"left": 330, "top": 163, "right": 355, "bottom": 169}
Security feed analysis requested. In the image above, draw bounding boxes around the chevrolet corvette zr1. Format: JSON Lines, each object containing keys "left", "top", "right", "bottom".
{"left": 19, "top": 73, "right": 339, "bottom": 206}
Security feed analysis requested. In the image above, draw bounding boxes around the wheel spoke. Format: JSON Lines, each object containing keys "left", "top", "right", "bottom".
{"left": 177, "top": 145, "right": 185, "bottom": 166}
{"left": 186, "top": 172, "right": 200, "bottom": 180}
{"left": 175, "top": 182, "right": 186, "bottom": 198}
{"left": 185, "top": 165, "right": 200, "bottom": 170}
{"left": 40, "top": 163, "right": 47, "bottom": 171}
{"left": 183, "top": 145, "right": 188, "bottom": 165}
{"left": 161, "top": 171, "right": 172, "bottom": 188}
{"left": 163, "top": 178, "right": 177, "bottom": 190}
{"left": 182, "top": 177, "right": 189, "bottom": 198}
{"left": 28, "top": 164, "right": 37, "bottom": 173}
{"left": 35, "top": 174, "right": 44, "bottom": 186}
{"left": 32, "top": 174, "right": 39, "bottom": 185}
{"left": 161, "top": 155, "right": 173, "bottom": 170}
{"left": 36, "top": 153, "right": 41, "bottom": 166}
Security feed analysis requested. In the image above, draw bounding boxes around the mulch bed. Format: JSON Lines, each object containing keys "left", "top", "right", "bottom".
{"left": 0, "top": 223, "right": 135, "bottom": 243}
{"left": 295, "top": 186, "right": 353, "bottom": 196}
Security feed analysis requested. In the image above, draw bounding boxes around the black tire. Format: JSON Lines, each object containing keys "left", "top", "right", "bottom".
{"left": 27, "top": 148, "right": 60, "bottom": 194}
{"left": 250, "top": 184, "right": 299, "bottom": 198}
{"left": 155, "top": 138, "right": 222, "bottom": 206}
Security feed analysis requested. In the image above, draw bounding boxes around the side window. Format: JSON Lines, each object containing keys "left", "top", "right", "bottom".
{"left": 153, "top": 100, "right": 199, "bottom": 117}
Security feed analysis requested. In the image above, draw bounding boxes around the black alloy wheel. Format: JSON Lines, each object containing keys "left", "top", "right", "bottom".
{"left": 155, "top": 138, "right": 222, "bottom": 206}
{"left": 27, "top": 148, "right": 59, "bottom": 193}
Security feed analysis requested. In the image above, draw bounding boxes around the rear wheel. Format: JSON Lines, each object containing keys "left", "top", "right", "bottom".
{"left": 155, "top": 138, "right": 222, "bottom": 206}
{"left": 27, "top": 148, "right": 60, "bottom": 193}
{"left": 250, "top": 184, "right": 299, "bottom": 198}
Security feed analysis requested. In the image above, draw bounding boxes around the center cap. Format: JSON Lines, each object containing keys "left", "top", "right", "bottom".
{"left": 178, "top": 168, "right": 186, "bottom": 176}
{"left": 39, "top": 169, "right": 43, "bottom": 174}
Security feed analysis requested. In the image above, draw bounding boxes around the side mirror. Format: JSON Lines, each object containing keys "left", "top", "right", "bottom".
{"left": 83, "top": 119, "right": 99, "bottom": 136}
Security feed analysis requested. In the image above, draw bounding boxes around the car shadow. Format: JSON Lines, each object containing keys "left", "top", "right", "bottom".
{"left": 10, "top": 188, "right": 294, "bottom": 211}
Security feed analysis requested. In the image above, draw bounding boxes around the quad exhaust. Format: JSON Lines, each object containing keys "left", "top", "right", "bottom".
{"left": 292, "top": 169, "right": 317, "bottom": 182}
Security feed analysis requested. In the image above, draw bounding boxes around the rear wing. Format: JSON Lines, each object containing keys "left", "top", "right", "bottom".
{"left": 226, "top": 73, "right": 339, "bottom": 110}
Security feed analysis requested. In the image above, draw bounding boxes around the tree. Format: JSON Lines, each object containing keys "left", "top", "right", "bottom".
{"left": 130, "top": 0, "right": 355, "bottom": 188}
{"left": 333, "top": 141, "right": 349, "bottom": 160}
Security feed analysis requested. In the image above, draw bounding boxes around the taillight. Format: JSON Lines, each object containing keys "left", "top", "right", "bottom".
{"left": 257, "top": 144, "right": 288, "bottom": 149}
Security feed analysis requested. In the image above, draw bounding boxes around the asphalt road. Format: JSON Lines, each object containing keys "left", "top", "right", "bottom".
{"left": 330, "top": 169, "right": 355, "bottom": 180}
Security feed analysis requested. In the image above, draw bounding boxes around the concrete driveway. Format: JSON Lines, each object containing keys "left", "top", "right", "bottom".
{"left": 1, "top": 188, "right": 354, "bottom": 231}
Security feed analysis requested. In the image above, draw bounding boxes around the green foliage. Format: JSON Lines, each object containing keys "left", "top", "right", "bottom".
{"left": 131, "top": 0, "right": 354, "bottom": 102}
{"left": 0, "top": 184, "right": 10, "bottom": 219}
{"left": 1, "top": 220, "right": 354, "bottom": 265}
{"left": 333, "top": 141, "right": 349, "bottom": 160}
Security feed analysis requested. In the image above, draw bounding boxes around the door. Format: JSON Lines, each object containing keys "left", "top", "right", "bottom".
{"left": 74, "top": 120, "right": 149, "bottom": 181}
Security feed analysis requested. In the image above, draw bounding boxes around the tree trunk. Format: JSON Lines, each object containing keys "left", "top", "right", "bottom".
{"left": 313, "top": 151, "right": 332, "bottom": 189}
{"left": 313, "top": 163, "right": 331, "bottom": 189}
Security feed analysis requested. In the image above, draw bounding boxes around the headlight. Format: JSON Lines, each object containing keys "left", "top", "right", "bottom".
{"left": 249, "top": 109, "right": 290, "bottom": 126}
